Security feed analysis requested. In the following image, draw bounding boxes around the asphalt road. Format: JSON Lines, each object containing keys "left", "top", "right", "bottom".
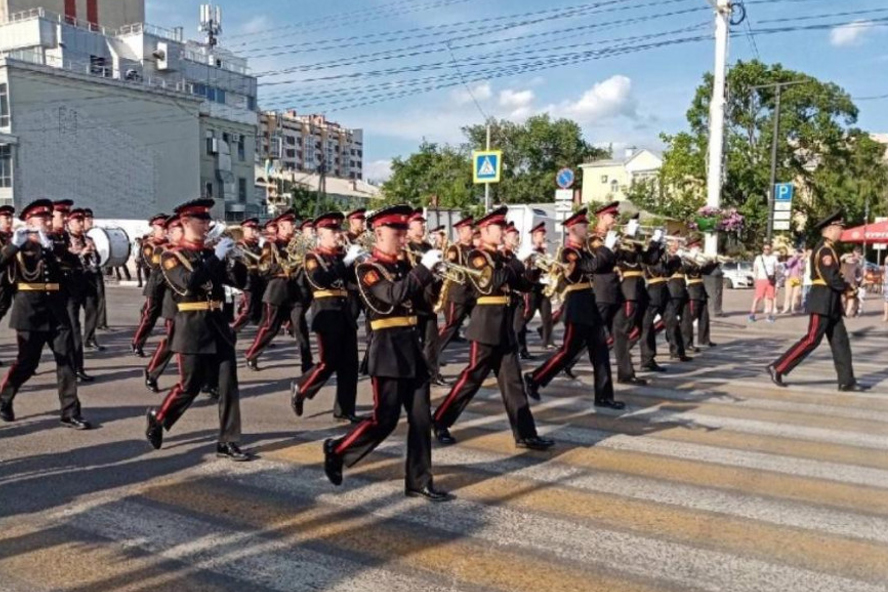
{"left": 1, "top": 285, "right": 887, "bottom": 592}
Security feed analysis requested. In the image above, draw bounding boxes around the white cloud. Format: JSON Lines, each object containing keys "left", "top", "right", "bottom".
{"left": 498, "top": 89, "right": 535, "bottom": 119}
{"left": 365, "top": 159, "right": 393, "bottom": 183}
{"left": 546, "top": 75, "right": 638, "bottom": 124}
{"left": 450, "top": 82, "right": 493, "bottom": 105}
{"left": 830, "top": 20, "right": 874, "bottom": 47}
{"left": 240, "top": 15, "right": 271, "bottom": 35}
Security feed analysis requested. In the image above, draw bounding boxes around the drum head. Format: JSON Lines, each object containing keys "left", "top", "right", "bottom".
{"left": 88, "top": 227, "right": 131, "bottom": 268}
{"left": 88, "top": 228, "right": 112, "bottom": 266}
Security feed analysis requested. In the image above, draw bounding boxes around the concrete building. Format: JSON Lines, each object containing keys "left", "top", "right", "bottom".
{"left": 255, "top": 165, "right": 379, "bottom": 217}
{"left": 259, "top": 110, "right": 364, "bottom": 181}
{"left": 0, "top": 0, "right": 144, "bottom": 30}
{"left": 0, "top": 1, "right": 259, "bottom": 220}
{"left": 580, "top": 148, "right": 662, "bottom": 205}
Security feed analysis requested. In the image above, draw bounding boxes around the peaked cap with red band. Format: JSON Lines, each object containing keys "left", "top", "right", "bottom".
{"left": 505, "top": 221, "right": 519, "bottom": 234}
{"left": 314, "top": 211, "right": 345, "bottom": 230}
{"left": 53, "top": 199, "right": 74, "bottom": 213}
{"left": 241, "top": 217, "right": 260, "bottom": 229}
{"left": 595, "top": 200, "right": 620, "bottom": 217}
{"left": 530, "top": 221, "right": 547, "bottom": 234}
{"left": 67, "top": 208, "right": 86, "bottom": 221}
{"left": 299, "top": 219, "right": 314, "bottom": 230}
{"left": 409, "top": 210, "right": 426, "bottom": 224}
{"left": 83, "top": 208, "right": 94, "bottom": 218}
{"left": 263, "top": 219, "right": 278, "bottom": 230}
{"left": 430, "top": 224, "right": 446, "bottom": 233}
{"left": 562, "top": 207, "right": 589, "bottom": 228}
{"left": 149, "top": 213, "right": 168, "bottom": 226}
{"left": 165, "top": 214, "right": 182, "bottom": 230}
{"left": 453, "top": 216, "right": 474, "bottom": 229}
{"left": 476, "top": 206, "right": 509, "bottom": 228}
{"left": 346, "top": 208, "right": 366, "bottom": 221}
{"left": 274, "top": 208, "right": 297, "bottom": 225}
{"left": 175, "top": 198, "right": 214, "bottom": 220}
{"left": 20, "top": 199, "right": 54, "bottom": 221}
{"left": 0, "top": 205, "right": 15, "bottom": 217}
{"left": 368, "top": 204, "right": 412, "bottom": 230}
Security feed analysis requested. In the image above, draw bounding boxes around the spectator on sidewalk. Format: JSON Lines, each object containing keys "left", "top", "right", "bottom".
{"left": 780, "top": 248, "right": 804, "bottom": 314}
{"left": 801, "top": 248, "right": 813, "bottom": 312}
{"left": 750, "top": 243, "right": 779, "bottom": 323}
{"left": 840, "top": 248, "right": 863, "bottom": 317}
{"left": 882, "top": 259, "right": 888, "bottom": 322}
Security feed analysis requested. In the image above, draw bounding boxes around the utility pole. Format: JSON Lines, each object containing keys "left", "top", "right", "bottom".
{"left": 484, "top": 122, "right": 491, "bottom": 213}
{"left": 704, "top": 0, "right": 731, "bottom": 256}
{"left": 752, "top": 80, "right": 806, "bottom": 243}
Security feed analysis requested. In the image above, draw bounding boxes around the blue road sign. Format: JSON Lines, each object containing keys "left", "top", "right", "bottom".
{"left": 473, "top": 150, "right": 502, "bottom": 184}
{"left": 774, "top": 183, "right": 794, "bottom": 202}
{"left": 556, "top": 168, "right": 575, "bottom": 189}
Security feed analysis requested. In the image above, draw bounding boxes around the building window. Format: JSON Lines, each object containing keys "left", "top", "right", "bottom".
{"left": 206, "top": 130, "right": 215, "bottom": 155}
{"left": 216, "top": 89, "right": 226, "bottom": 104}
{"left": 204, "top": 180, "right": 214, "bottom": 199}
{"left": 206, "top": 87, "right": 217, "bottom": 102}
{"left": 611, "top": 179, "right": 619, "bottom": 193}
{"left": 601, "top": 175, "right": 608, "bottom": 184}
{"left": 285, "top": 149, "right": 296, "bottom": 159}
{"left": 238, "top": 178, "right": 247, "bottom": 203}
{"left": 238, "top": 135, "right": 246, "bottom": 161}
{"left": 222, "top": 132, "right": 230, "bottom": 145}
{"left": 0, "top": 145, "right": 11, "bottom": 188}
{"left": 0, "top": 84, "right": 8, "bottom": 127}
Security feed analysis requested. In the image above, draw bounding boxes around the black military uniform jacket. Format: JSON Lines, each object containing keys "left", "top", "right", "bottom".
{"left": 525, "top": 246, "right": 546, "bottom": 295}
{"left": 590, "top": 232, "right": 620, "bottom": 305}
{"left": 159, "top": 243, "right": 179, "bottom": 321}
{"left": 464, "top": 247, "right": 534, "bottom": 347}
{"left": 807, "top": 239, "right": 847, "bottom": 317}
{"left": 356, "top": 251, "right": 435, "bottom": 378}
{"left": 407, "top": 239, "right": 441, "bottom": 316}
{"left": 561, "top": 240, "right": 615, "bottom": 326}
{"left": 0, "top": 230, "right": 12, "bottom": 290}
{"left": 643, "top": 244, "right": 669, "bottom": 308}
{"left": 0, "top": 238, "right": 71, "bottom": 332}
{"left": 685, "top": 258, "right": 719, "bottom": 301}
{"left": 617, "top": 242, "right": 659, "bottom": 302}
{"left": 666, "top": 254, "right": 689, "bottom": 300}
{"left": 161, "top": 242, "right": 246, "bottom": 354}
{"left": 49, "top": 230, "right": 85, "bottom": 300}
{"left": 237, "top": 238, "right": 263, "bottom": 294}
{"left": 444, "top": 242, "right": 475, "bottom": 305}
{"left": 259, "top": 238, "right": 303, "bottom": 306}
{"left": 141, "top": 236, "right": 168, "bottom": 299}
{"left": 304, "top": 247, "right": 355, "bottom": 333}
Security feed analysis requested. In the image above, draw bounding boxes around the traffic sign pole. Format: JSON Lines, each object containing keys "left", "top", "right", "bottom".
{"left": 484, "top": 124, "right": 491, "bottom": 213}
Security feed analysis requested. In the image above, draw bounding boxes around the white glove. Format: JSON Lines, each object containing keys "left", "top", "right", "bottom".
{"left": 625, "top": 218, "right": 639, "bottom": 237}
{"left": 539, "top": 276, "right": 552, "bottom": 286}
{"left": 604, "top": 230, "right": 618, "bottom": 250}
{"left": 37, "top": 230, "right": 53, "bottom": 250}
{"left": 651, "top": 229, "right": 664, "bottom": 244}
{"left": 421, "top": 249, "right": 443, "bottom": 270}
{"left": 343, "top": 244, "right": 365, "bottom": 266}
{"left": 517, "top": 243, "right": 534, "bottom": 262}
{"left": 11, "top": 228, "right": 29, "bottom": 247}
{"left": 214, "top": 237, "right": 235, "bottom": 260}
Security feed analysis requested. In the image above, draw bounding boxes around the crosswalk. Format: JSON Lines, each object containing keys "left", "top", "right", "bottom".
{"left": 1, "top": 321, "right": 888, "bottom": 591}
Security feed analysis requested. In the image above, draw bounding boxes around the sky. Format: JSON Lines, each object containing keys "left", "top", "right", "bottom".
{"left": 147, "top": 0, "right": 888, "bottom": 183}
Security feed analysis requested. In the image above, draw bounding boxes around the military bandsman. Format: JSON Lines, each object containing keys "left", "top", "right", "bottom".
{"left": 132, "top": 213, "right": 169, "bottom": 357}
{"left": 231, "top": 218, "right": 264, "bottom": 332}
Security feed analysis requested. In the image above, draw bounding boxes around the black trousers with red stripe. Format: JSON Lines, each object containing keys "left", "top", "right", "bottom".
{"left": 333, "top": 374, "right": 432, "bottom": 490}
{"left": 146, "top": 319, "right": 174, "bottom": 382}
{"left": 133, "top": 296, "right": 163, "bottom": 350}
{"left": 417, "top": 314, "right": 440, "bottom": 377}
{"left": 0, "top": 328, "right": 80, "bottom": 420}
{"left": 772, "top": 313, "right": 854, "bottom": 384}
{"left": 681, "top": 299, "right": 706, "bottom": 348}
{"left": 613, "top": 300, "right": 644, "bottom": 380}
{"left": 155, "top": 341, "right": 241, "bottom": 443}
{"left": 293, "top": 328, "right": 358, "bottom": 417}
{"left": 664, "top": 297, "right": 686, "bottom": 357}
{"left": 433, "top": 341, "right": 539, "bottom": 441}
{"left": 640, "top": 301, "right": 665, "bottom": 367}
{"left": 529, "top": 321, "right": 615, "bottom": 403}
{"left": 437, "top": 300, "right": 472, "bottom": 356}
{"left": 231, "top": 291, "right": 263, "bottom": 332}
{"left": 245, "top": 303, "right": 313, "bottom": 372}
{"left": 516, "top": 291, "right": 554, "bottom": 350}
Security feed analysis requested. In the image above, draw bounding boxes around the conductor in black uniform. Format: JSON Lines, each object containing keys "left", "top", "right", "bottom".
{"left": 145, "top": 199, "right": 251, "bottom": 461}
{"left": 290, "top": 211, "right": 363, "bottom": 422}
{"left": 432, "top": 207, "right": 554, "bottom": 450}
{"left": 768, "top": 212, "right": 865, "bottom": 391}
{"left": 0, "top": 199, "right": 90, "bottom": 429}
{"left": 323, "top": 204, "right": 450, "bottom": 501}
{"left": 524, "top": 208, "right": 625, "bottom": 410}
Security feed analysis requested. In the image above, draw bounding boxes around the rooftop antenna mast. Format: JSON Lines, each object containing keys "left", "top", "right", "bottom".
{"left": 199, "top": 4, "right": 223, "bottom": 47}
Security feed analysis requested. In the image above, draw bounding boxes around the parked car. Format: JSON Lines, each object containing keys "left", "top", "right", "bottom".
{"left": 721, "top": 261, "right": 754, "bottom": 289}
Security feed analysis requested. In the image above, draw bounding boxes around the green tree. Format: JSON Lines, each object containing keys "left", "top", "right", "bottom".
{"left": 641, "top": 60, "right": 888, "bottom": 246}
{"left": 378, "top": 141, "right": 476, "bottom": 213}
{"left": 462, "top": 114, "right": 608, "bottom": 204}
{"left": 285, "top": 182, "right": 342, "bottom": 217}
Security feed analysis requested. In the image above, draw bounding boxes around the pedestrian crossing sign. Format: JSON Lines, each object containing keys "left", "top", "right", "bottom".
{"left": 473, "top": 150, "right": 502, "bottom": 184}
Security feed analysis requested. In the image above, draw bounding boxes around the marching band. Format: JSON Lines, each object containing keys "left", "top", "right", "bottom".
{"left": 0, "top": 197, "right": 864, "bottom": 501}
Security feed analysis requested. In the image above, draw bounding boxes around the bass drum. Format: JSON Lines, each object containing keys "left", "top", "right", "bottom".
{"left": 87, "top": 226, "right": 131, "bottom": 268}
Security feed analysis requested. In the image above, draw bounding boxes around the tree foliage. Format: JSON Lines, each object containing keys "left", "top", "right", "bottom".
{"left": 637, "top": 60, "right": 888, "bottom": 246}
{"left": 380, "top": 115, "right": 608, "bottom": 213}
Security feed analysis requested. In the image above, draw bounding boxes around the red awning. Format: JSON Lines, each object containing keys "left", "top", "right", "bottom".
{"left": 840, "top": 221, "right": 888, "bottom": 243}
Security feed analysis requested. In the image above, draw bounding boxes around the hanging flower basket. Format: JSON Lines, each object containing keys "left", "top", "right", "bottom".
{"left": 693, "top": 207, "right": 745, "bottom": 235}
{"left": 695, "top": 216, "right": 719, "bottom": 232}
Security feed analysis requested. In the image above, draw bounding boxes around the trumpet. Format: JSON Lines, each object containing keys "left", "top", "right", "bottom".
{"left": 437, "top": 260, "right": 485, "bottom": 283}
